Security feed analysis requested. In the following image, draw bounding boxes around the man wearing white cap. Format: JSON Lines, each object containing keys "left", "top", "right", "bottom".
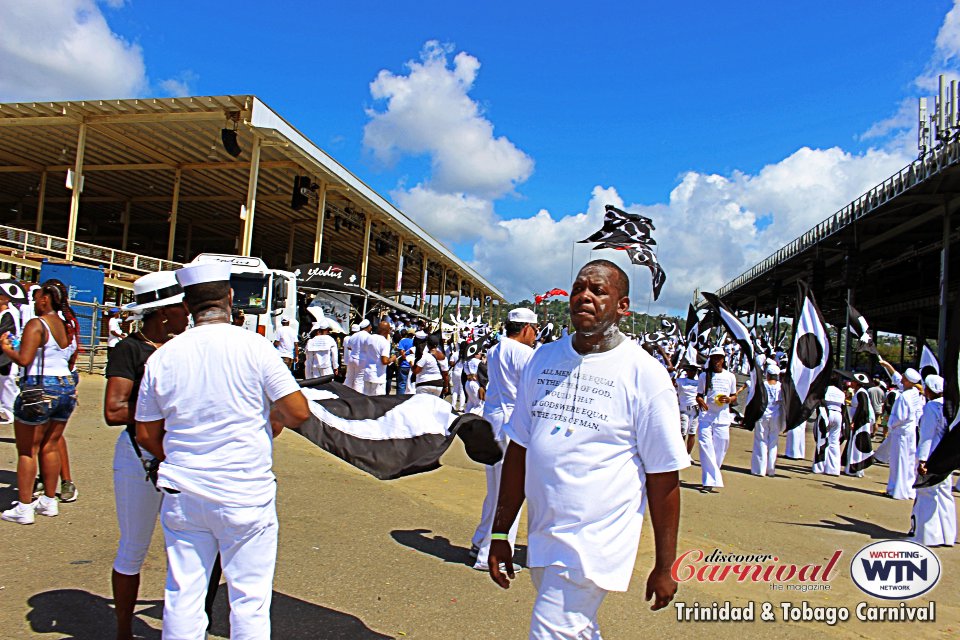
{"left": 135, "top": 261, "right": 311, "bottom": 640}
{"left": 343, "top": 323, "right": 363, "bottom": 390}
{"left": 882, "top": 366, "right": 924, "bottom": 500}
{"left": 470, "top": 307, "right": 537, "bottom": 572}
{"left": 751, "top": 364, "right": 783, "bottom": 477}
{"left": 911, "top": 374, "right": 956, "bottom": 546}
{"left": 695, "top": 347, "right": 738, "bottom": 490}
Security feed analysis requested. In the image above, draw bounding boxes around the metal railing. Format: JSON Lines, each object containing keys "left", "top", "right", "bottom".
{"left": 72, "top": 299, "right": 110, "bottom": 375}
{"left": 0, "top": 225, "right": 182, "bottom": 276}
{"left": 716, "top": 138, "right": 960, "bottom": 298}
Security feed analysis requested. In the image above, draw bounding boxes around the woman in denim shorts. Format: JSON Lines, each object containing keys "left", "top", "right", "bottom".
{"left": 0, "top": 281, "right": 78, "bottom": 524}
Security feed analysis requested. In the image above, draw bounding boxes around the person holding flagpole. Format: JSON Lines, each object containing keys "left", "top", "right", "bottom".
{"left": 911, "top": 374, "right": 956, "bottom": 546}
{"left": 696, "top": 348, "right": 738, "bottom": 491}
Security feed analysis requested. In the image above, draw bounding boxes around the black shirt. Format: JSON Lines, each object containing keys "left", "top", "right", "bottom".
{"left": 105, "top": 334, "right": 157, "bottom": 436}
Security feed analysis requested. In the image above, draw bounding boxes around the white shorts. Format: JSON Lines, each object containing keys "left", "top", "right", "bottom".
{"left": 679, "top": 407, "right": 699, "bottom": 436}
{"left": 112, "top": 431, "right": 162, "bottom": 576}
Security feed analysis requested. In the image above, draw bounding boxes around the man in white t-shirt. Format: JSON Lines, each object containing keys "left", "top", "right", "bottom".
{"left": 361, "top": 321, "right": 396, "bottom": 396}
{"left": 305, "top": 320, "right": 339, "bottom": 378}
{"left": 488, "top": 260, "right": 689, "bottom": 639}
{"left": 135, "top": 262, "right": 311, "bottom": 640}
{"left": 107, "top": 308, "right": 126, "bottom": 351}
{"left": 675, "top": 362, "right": 700, "bottom": 454}
{"left": 343, "top": 323, "right": 364, "bottom": 391}
{"left": 273, "top": 318, "right": 298, "bottom": 370}
{"left": 470, "top": 307, "right": 537, "bottom": 572}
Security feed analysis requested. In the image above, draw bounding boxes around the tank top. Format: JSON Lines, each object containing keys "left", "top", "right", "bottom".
{"left": 26, "top": 318, "right": 74, "bottom": 377}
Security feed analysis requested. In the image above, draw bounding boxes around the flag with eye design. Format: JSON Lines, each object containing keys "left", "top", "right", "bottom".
{"left": 782, "top": 281, "right": 833, "bottom": 430}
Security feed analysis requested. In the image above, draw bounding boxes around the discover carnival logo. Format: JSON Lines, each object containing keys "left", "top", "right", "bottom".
{"left": 849, "top": 540, "right": 941, "bottom": 600}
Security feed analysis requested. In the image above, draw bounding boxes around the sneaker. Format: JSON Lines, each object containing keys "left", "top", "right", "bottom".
{"left": 59, "top": 481, "right": 78, "bottom": 503}
{"left": 473, "top": 562, "right": 523, "bottom": 573}
{"left": 2, "top": 501, "right": 36, "bottom": 524}
{"left": 32, "top": 477, "right": 43, "bottom": 498}
{"left": 35, "top": 495, "right": 58, "bottom": 517}
{"left": 0, "top": 408, "right": 12, "bottom": 424}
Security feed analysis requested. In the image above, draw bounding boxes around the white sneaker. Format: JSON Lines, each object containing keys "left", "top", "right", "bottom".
{"left": 2, "top": 501, "right": 36, "bottom": 524}
{"left": 35, "top": 495, "right": 59, "bottom": 517}
{"left": 0, "top": 408, "right": 12, "bottom": 424}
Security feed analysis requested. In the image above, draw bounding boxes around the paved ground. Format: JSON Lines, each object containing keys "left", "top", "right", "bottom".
{"left": 1, "top": 374, "right": 958, "bottom": 639}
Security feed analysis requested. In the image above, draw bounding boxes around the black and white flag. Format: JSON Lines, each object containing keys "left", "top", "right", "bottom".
{"left": 844, "top": 386, "right": 875, "bottom": 473}
{"left": 920, "top": 342, "right": 940, "bottom": 379}
{"left": 782, "top": 281, "right": 833, "bottom": 430}
{"left": 701, "top": 292, "right": 766, "bottom": 429}
{"left": 625, "top": 246, "right": 666, "bottom": 300}
{"left": 847, "top": 304, "right": 878, "bottom": 355}
{"left": 292, "top": 380, "right": 501, "bottom": 480}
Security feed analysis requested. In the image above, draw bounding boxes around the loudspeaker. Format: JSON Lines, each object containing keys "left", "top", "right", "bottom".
{"left": 220, "top": 129, "right": 242, "bottom": 158}
{"left": 291, "top": 176, "right": 311, "bottom": 211}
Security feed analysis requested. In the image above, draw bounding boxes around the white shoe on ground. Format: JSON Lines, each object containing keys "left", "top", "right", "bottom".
{"left": 34, "top": 495, "right": 59, "bottom": 517}
{"left": 2, "top": 501, "right": 36, "bottom": 524}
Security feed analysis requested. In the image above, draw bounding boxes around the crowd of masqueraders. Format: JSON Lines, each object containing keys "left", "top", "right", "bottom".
{"left": 0, "top": 256, "right": 953, "bottom": 639}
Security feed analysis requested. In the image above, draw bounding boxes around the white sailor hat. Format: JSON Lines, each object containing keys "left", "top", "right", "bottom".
{"left": 507, "top": 308, "right": 537, "bottom": 323}
{"left": 925, "top": 374, "right": 944, "bottom": 394}
{"left": 904, "top": 368, "right": 922, "bottom": 384}
{"left": 176, "top": 262, "right": 231, "bottom": 288}
{"left": 351, "top": 323, "right": 360, "bottom": 332}
{"left": 359, "top": 319, "right": 371, "bottom": 329}
{"left": 707, "top": 347, "right": 725, "bottom": 358}
{"left": 124, "top": 271, "right": 184, "bottom": 312}
{"left": 765, "top": 364, "right": 781, "bottom": 376}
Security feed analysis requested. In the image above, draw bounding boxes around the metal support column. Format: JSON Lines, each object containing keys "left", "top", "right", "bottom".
{"left": 240, "top": 135, "right": 262, "bottom": 256}
{"left": 419, "top": 255, "right": 428, "bottom": 314}
{"left": 121, "top": 201, "right": 131, "bottom": 251}
{"left": 166, "top": 167, "right": 182, "bottom": 262}
{"left": 395, "top": 236, "right": 405, "bottom": 297}
{"left": 438, "top": 267, "right": 447, "bottom": 322}
{"left": 834, "top": 323, "right": 842, "bottom": 368}
{"left": 938, "top": 200, "right": 954, "bottom": 364}
{"left": 456, "top": 274, "right": 462, "bottom": 321}
{"left": 35, "top": 170, "right": 47, "bottom": 232}
{"left": 66, "top": 122, "right": 87, "bottom": 261}
{"left": 469, "top": 284, "right": 475, "bottom": 315}
{"left": 312, "top": 181, "right": 327, "bottom": 262}
{"left": 286, "top": 224, "right": 296, "bottom": 270}
{"left": 843, "top": 287, "right": 853, "bottom": 369}
{"left": 359, "top": 213, "right": 372, "bottom": 289}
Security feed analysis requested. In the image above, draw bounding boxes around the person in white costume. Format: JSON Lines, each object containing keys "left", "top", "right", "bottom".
{"left": 751, "top": 364, "right": 784, "bottom": 477}
{"left": 696, "top": 348, "right": 738, "bottom": 491}
{"left": 135, "top": 262, "right": 311, "bottom": 640}
{"left": 343, "top": 323, "right": 364, "bottom": 391}
{"left": 305, "top": 320, "right": 339, "bottom": 379}
{"left": 488, "top": 261, "right": 689, "bottom": 640}
{"left": 449, "top": 341, "right": 465, "bottom": 410}
{"left": 814, "top": 380, "right": 845, "bottom": 476}
{"left": 882, "top": 366, "right": 924, "bottom": 500}
{"left": 463, "top": 343, "right": 485, "bottom": 415}
{"left": 911, "top": 375, "right": 956, "bottom": 546}
{"left": 412, "top": 334, "right": 448, "bottom": 397}
{"left": 470, "top": 307, "right": 536, "bottom": 573}
{"left": 675, "top": 363, "right": 700, "bottom": 454}
{"left": 361, "top": 321, "right": 395, "bottom": 396}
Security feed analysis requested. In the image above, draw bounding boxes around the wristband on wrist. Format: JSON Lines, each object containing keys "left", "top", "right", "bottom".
{"left": 490, "top": 533, "right": 509, "bottom": 541}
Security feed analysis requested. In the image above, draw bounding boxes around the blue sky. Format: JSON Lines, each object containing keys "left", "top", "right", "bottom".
{"left": 1, "top": 0, "right": 957, "bottom": 309}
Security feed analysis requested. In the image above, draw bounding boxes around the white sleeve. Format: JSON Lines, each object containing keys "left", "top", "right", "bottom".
{"left": 261, "top": 342, "right": 301, "bottom": 401}
{"left": 636, "top": 389, "right": 690, "bottom": 474}
{"left": 331, "top": 342, "right": 339, "bottom": 368}
{"left": 134, "top": 360, "right": 164, "bottom": 422}
{"left": 916, "top": 406, "right": 942, "bottom": 461}
{"left": 697, "top": 373, "right": 706, "bottom": 395}
{"left": 887, "top": 396, "right": 909, "bottom": 430}
{"left": 438, "top": 356, "right": 449, "bottom": 372}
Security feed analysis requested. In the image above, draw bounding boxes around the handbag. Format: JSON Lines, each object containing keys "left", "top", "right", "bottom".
{"left": 18, "top": 321, "right": 49, "bottom": 422}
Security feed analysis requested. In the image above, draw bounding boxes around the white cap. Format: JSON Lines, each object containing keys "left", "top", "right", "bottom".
{"left": 176, "top": 262, "right": 231, "bottom": 288}
{"left": 351, "top": 323, "right": 360, "bottom": 332}
{"left": 359, "top": 319, "right": 371, "bottom": 329}
{"left": 708, "top": 347, "right": 725, "bottom": 358}
{"left": 124, "top": 271, "right": 184, "bottom": 312}
{"left": 904, "top": 368, "right": 922, "bottom": 384}
{"left": 925, "top": 375, "right": 944, "bottom": 394}
{"left": 765, "top": 364, "right": 781, "bottom": 376}
{"left": 508, "top": 308, "right": 537, "bottom": 323}
{"left": 415, "top": 330, "right": 428, "bottom": 339}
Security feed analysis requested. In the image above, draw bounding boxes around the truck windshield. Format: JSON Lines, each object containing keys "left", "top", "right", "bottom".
{"left": 231, "top": 274, "right": 269, "bottom": 314}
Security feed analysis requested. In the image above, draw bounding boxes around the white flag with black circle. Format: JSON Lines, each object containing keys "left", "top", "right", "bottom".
{"left": 783, "top": 280, "right": 833, "bottom": 429}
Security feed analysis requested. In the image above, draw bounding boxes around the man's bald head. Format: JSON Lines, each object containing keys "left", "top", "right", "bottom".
{"left": 577, "top": 259, "right": 629, "bottom": 298}
{"left": 378, "top": 321, "right": 392, "bottom": 336}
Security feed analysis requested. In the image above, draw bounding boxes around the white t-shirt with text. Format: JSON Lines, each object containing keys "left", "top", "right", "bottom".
{"left": 697, "top": 370, "right": 738, "bottom": 425}
{"left": 503, "top": 336, "right": 689, "bottom": 592}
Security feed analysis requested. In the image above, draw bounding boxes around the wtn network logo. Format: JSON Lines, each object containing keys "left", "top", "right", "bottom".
{"left": 850, "top": 541, "right": 941, "bottom": 600}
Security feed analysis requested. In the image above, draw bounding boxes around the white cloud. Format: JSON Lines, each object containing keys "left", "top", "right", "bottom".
{"left": 392, "top": 185, "right": 504, "bottom": 243}
{"left": 364, "top": 41, "right": 534, "bottom": 200}
{"left": 471, "top": 146, "right": 911, "bottom": 310}
{"left": 0, "top": 0, "right": 147, "bottom": 101}
{"left": 158, "top": 70, "right": 199, "bottom": 97}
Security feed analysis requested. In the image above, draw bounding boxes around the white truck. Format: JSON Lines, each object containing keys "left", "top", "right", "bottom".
{"left": 190, "top": 253, "right": 298, "bottom": 342}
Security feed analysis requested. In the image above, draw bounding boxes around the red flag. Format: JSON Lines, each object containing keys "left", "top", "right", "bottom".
{"left": 545, "top": 288, "right": 569, "bottom": 298}
{"left": 534, "top": 294, "right": 544, "bottom": 305}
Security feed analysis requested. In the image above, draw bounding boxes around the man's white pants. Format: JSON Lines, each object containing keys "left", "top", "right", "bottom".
{"left": 784, "top": 424, "right": 806, "bottom": 459}
{"left": 160, "top": 491, "right": 278, "bottom": 640}
{"left": 471, "top": 451, "right": 521, "bottom": 570}
{"left": 887, "top": 426, "right": 917, "bottom": 500}
{"left": 698, "top": 417, "right": 730, "bottom": 487}
{"left": 345, "top": 363, "right": 364, "bottom": 392}
{"left": 450, "top": 367, "right": 464, "bottom": 410}
{"left": 363, "top": 380, "right": 386, "bottom": 396}
{"left": 529, "top": 566, "right": 606, "bottom": 640}
{"left": 911, "top": 479, "right": 957, "bottom": 546}
{"left": 305, "top": 353, "right": 321, "bottom": 379}
{"left": 113, "top": 432, "right": 162, "bottom": 575}
{"left": 751, "top": 415, "right": 780, "bottom": 476}
{"left": 465, "top": 380, "right": 484, "bottom": 415}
